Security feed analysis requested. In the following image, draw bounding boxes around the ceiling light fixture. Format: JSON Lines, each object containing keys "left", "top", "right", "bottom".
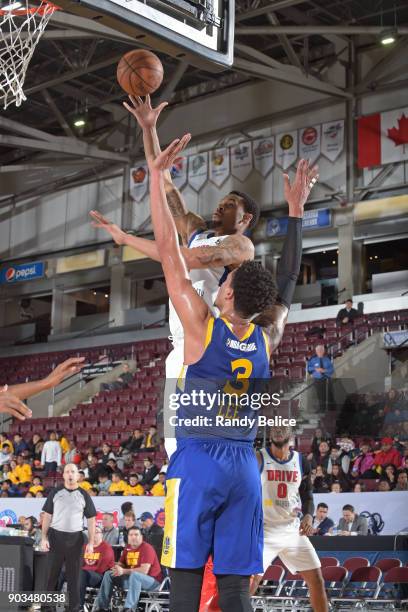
{"left": 380, "top": 28, "right": 396, "bottom": 45}
{"left": 74, "top": 118, "right": 86, "bottom": 128}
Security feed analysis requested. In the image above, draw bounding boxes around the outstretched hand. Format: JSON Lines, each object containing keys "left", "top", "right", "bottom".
{"left": 44, "top": 357, "right": 85, "bottom": 389}
{"left": 0, "top": 387, "right": 32, "bottom": 421}
{"left": 148, "top": 134, "right": 191, "bottom": 173}
{"left": 90, "top": 210, "right": 127, "bottom": 246}
{"left": 283, "top": 159, "right": 319, "bottom": 217}
{"left": 123, "top": 94, "right": 168, "bottom": 130}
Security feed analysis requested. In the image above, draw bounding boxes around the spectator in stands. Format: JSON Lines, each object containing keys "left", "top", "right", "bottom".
{"left": 106, "top": 458, "right": 118, "bottom": 475}
{"left": 139, "top": 512, "right": 164, "bottom": 561}
{"left": 1, "top": 479, "right": 19, "bottom": 497}
{"left": 330, "top": 482, "right": 342, "bottom": 493}
{"left": 99, "top": 443, "right": 116, "bottom": 467}
{"left": 89, "top": 487, "right": 98, "bottom": 497}
{"left": 139, "top": 457, "right": 159, "bottom": 486}
{"left": 351, "top": 440, "right": 376, "bottom": 479}
{"left": 124, "top": 474, "right": 144, "bottom": 496}
{"left": 0, "top": 464, "right": 12, "bottom": 483}
{"left": 312, "top": 503, "right": 334, "bottom": 535}
{"left": 80, "top": 525, "right": 115, "bottom": 609}
{"left": 97, "top": 471, "right": 112, "bottom": 493}
{"left": 150, "top": 472, "right": 166, "bottom": 496}
{"left": 327, "top": 444, "right": 350, "bottom": 474}
{"left": 122, "top": 511, "right": 137, "bottom": 544}
{"left": 0, "top": 443, "right": 12, "bottom": 467}
{"left": 119, "top": 502, "right": 134, "bottom": 528}
{"left": 326, "top": 463, "right": 351, "bottom": 492}
{"left": 337, "top": 432, "right": 355, "bottom": 455}
{"left": 41, "top": 431, "right": 62, "bottom": 475}
{"left": 378, "top": 478, "right": 391, "bottom": 492}
{"left": 102, "top": 512, "right": 119, "bottom": 545}
{"left": 395, "top": 470, "right": 408, "bottom": 491}
{"left": 79, "top": 459, "right": 89, "bottom": 479}
{"left": 25, "top": 492, "right": 34, "bottom": 498}
{"left": 310, "top": 427, "right": 332, "bottom": 457}
{"left": 87, "top": 455, "right": 106, "bottom": 484}
{"left": 0, "top": 433, "right": 13, "bottom": 453}
{"left": 311, "top": 441, "right": 331, "bottom": 471}
{"left": 78, "top": 471, "right": 92, "bottom": 491}
{"left": 307, "top": 345, "right": 334, "bottom": 411}
{"left": 383, "top": 464, "right": 397, "bottom": 489}
{"left": 336, "top": 298, "right": 358, "bottom": 326}
{"left": 159, "top": 458, "right": 169, "bottom": 474}
{"left": 35, "top": 491, "right": 44, "bottom": 498}
{"left": 118, "top": 429, "right": 145, "bottom": 463}
{"left": 29, "top": 476, "right": 44, "bottom": 496}
{"left": 109, "top": 471, "right": 127, "bottom": 495}
{"left": 338, "top": 504, "right": 368, "bottom": 535}
{"left": 100, "top": 362, "right": 133, "bottom": 392}
{"left": 353, "top": 482, "right": 364, "bottom": 492}
{"left": 14, "top": 454, "right": 32, "bottom": 485}
{"left": 141, "top": 426, "right": 159, "bottom": 451}
{"left": 57, "top": 431, "right": 70, "bottom": 455}
{"left": 13, "top": 433, "right": 28, "bottom": 455}
{"left": 93, "top": 526, "right": 162, "bottom": 612}
{"left": 24, "top": 516, "right": 41, "bottom": 546}
{"left": 373, "top": 437, "right": 402, "bottom": 472}
{"left": 312, "top": 465, "right": 329, "bottom": 493}
{"left": 27, "top": 433, "right": 44, "bottom": 464}
{"left": 62, "top": 440, "right": 81, "bottom": 466}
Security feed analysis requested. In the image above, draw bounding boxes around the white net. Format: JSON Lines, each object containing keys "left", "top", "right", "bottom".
{"left": 0, "top": 1, "right": 58, "bottom": 109}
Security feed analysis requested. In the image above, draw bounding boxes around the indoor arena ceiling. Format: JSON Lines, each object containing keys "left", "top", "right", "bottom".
{"left": 1, "top": 0, "right": 408, "bottom": 205}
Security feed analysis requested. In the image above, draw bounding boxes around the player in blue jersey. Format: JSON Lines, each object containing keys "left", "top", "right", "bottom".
{"left": 148, "top": 134, "right": 317, "bottom": 612}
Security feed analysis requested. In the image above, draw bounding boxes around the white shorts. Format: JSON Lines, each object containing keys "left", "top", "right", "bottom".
{"left": 164, "top": 344, "right": 184, "bottom": 460}
{"left": 263, "top": 525, "right": 321, "bottom": 574}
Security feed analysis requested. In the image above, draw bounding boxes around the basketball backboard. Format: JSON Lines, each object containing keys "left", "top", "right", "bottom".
{"left": 57, "top": 0, "right": 234, "bottom": 70}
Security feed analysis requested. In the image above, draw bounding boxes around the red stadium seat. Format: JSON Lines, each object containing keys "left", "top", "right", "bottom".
{"left": 320, "top": 557, "right": 340, "bottom": 567}
{"left": 258, "top": 565, "right": 285, "bottom": 596}
{"left": 321, "top": 566, "right": 347, "bottom": 598}
{"left": 342, "top": 566, "right": 382, "bottom": 600}
{"left": 343, "top": 557, "right": 370, "bottom": 572}
{"left": 374, "top": 558, "right": 401, "bottom": 573}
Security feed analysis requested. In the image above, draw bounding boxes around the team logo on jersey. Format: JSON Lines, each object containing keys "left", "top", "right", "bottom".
{"left": 226, "top": 338, "right": 257, "bottom": 352}
{"left": 163, "top": 536, "right": 171, "bottom": 556}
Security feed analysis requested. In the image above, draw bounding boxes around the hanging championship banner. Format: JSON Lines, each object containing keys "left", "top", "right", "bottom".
{"left": 170, "top": 155, "right": 188, "bottom": 190}
{"left": 129, "top": 164, "right": 148, "bottom": 202}
{"left": 188, "top": 152, "right": 208, "bottom": 192}
{"left": 321, "top": 119, "right": 344, "bottom": 162}
{"left": 276, "top": 130, "right": 298, "bottom": 169}
{"left": 299, "top": 125, "right": 321, "bottom": 164}
{"left": 209, "top": 147, "right": 230, "bottom": 187}
{"left": 231, "top": 141, "right": 253, "bottom": 181}
{"left": 253, "top": 136, "right": 274, "bottom": 177}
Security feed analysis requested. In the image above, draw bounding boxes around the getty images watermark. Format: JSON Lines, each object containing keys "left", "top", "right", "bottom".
{"left": 164, "top": 387, "right": 297, "bottom": 430}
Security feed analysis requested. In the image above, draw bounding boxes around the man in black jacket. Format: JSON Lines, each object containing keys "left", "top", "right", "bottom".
{"left": 312, "top": 503, "right": 334, "bottom": 535}
{"left": 139, "top": 511, "right": 164, "bottom": 561}
{"left": 336, "top": 299, "right": 358, "bottom": 326}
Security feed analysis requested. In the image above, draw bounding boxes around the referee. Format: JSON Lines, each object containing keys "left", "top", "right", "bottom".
{"left": 41, "top": 463, "right": 96, "bottom": 612}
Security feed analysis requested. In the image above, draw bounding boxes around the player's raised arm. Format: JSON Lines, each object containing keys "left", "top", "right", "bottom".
{"left": 124, "top": 95, "right": 206, "bottom": 245}
{"left": 254, "top": 160, "right": 318, "bottom": 350}
{"left": 90, "top": 210, "right": 253, "bottom": 270}
{"left": 148, "top": 135, "right": 211, "bottom": 363}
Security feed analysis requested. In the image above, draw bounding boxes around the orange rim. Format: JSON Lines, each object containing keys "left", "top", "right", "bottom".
{"left": 0, "top": 2, "right": 60, "bottom": 16}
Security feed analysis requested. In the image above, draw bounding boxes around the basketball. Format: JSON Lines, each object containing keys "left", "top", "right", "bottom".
{"left": 117, "top": 49, "right": 164, "bottom": 97}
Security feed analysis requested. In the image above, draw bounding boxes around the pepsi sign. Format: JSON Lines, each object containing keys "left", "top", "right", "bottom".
{"left": 0, "top": 261, "right": 45, "bottom": 284}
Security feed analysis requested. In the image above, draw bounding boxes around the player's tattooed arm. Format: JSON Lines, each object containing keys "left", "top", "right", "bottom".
{"left": 183, "top": 234, "right": 254, "bottom": 269}
{"left": 253, "top": 304, "right": 288, "bottom": 352}
{"left": 165, "top": 185, "right": 206, "bottom": 246}
{"left": 148, "top": 135, "right": 211, "bottom": 363}
{"left": 89, "top": 211, "right": 250, "bottom": 270}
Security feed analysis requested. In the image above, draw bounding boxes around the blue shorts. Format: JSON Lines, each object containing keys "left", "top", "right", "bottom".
{"left": 161, "top": 437, "right": 263, "bottom": 575}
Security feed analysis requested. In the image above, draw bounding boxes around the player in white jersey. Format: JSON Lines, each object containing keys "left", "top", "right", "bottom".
{"left": 253, "top": 425, "right": 328, "bottom": 612}
{"left": 91, "top": 95, "right": 259, "bottom": 455}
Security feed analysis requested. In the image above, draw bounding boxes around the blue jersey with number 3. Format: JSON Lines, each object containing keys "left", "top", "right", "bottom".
{"left": 175, "top": 317, "right": 271, "bottom": 441}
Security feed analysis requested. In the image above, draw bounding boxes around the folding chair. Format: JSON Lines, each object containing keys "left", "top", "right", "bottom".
{"left": 139, "top": 576, "right": 171, "bottom": 612}
{"left": 374, "top": 558, "right": 402, "bottom": 573}
{"left": 343, "top": 556, "right": 370, "bottom": 572}
{"left": 377, "top": 566, "right": 408, "bottom": 606}
{"left": 321, "top": 565, "right": 347, "bottom": 599}
{"left": 320, "top": 557, "right": 340, "bottom": 568}
{"left": 336, "top": 566, "right": 382, "bottom": 605}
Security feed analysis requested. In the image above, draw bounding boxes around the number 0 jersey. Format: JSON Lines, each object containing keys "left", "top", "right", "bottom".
{"left": 175, "top": 316, "right": 271, "bottom": 441}
{"left": 259, "top": 448, "right": 304, "bottom": 529}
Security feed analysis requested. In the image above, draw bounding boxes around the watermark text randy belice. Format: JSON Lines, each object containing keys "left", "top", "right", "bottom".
{"left": 168, "top": 415, "right": 297, "bottom": 428}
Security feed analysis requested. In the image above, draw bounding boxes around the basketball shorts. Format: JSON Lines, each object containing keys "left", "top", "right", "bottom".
{"left": 161, "top": 437, "right": 264, "bottom": 575}
{"left": 262, "top": 524, "right": 321, "bottom": 574}
{"left": 164, "top": 344, "right": 184, "bottom": 459}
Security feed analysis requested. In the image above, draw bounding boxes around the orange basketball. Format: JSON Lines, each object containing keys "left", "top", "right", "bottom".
{"left": 117, "top": 49, "right": 163, "bottom": 97}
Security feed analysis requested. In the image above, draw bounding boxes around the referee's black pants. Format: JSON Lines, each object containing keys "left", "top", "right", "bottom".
{"left": 47, "top": 527, "right": 84, "bottom": 612}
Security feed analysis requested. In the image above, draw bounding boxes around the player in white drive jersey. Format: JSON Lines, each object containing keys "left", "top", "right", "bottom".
{"left": 90, "top": 95, "right": 259, "bottom": 455}
{"left": 252, "top": 425, "right": 328, "bottom": 612}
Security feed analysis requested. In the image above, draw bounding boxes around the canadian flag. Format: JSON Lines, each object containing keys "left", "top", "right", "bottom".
{"left": 358, "top": 107, "right": 408, "bottom": 168}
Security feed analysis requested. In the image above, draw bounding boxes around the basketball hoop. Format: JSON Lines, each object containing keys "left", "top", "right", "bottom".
{"left": 0, "top": 1, "right": 59, "bottom": 109}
